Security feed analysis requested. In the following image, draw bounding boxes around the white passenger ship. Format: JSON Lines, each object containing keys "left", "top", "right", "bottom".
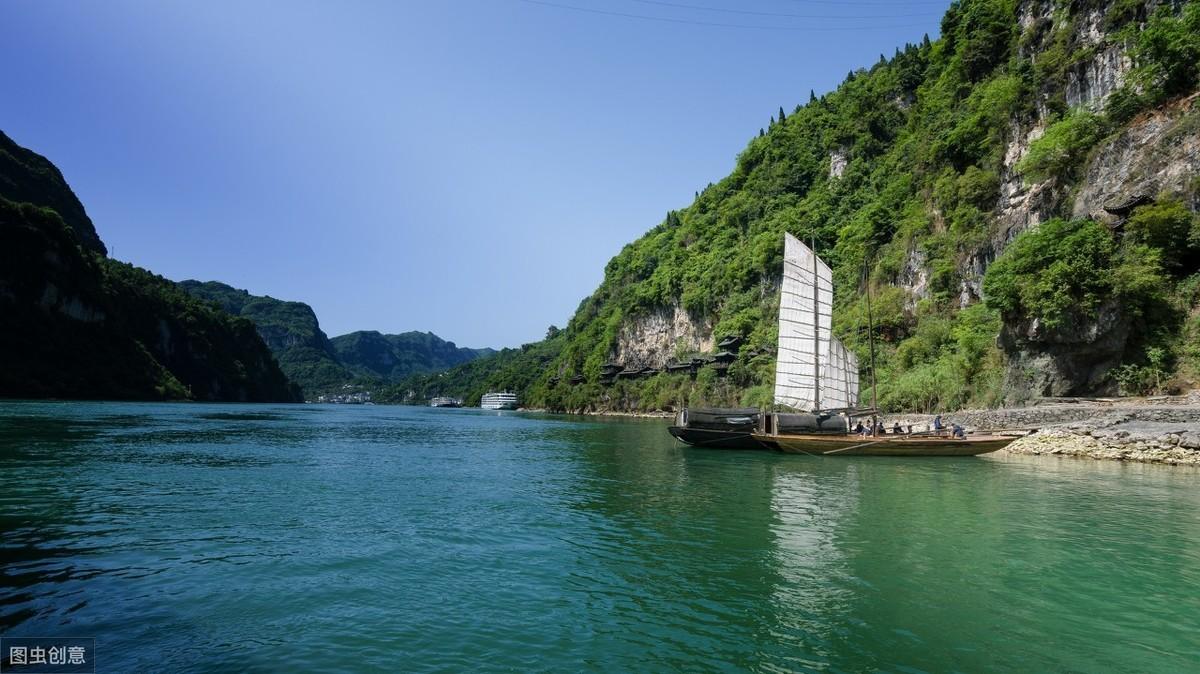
{"left": 480, "top": 391, "right": 518, "bottom": 410}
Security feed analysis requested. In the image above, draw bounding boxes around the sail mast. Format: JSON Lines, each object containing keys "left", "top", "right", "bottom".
{"left": 811, "top": 231, "right": 820, "bottom": 412}
{"left": 866, "top": 273, "right": 879, "bottom": 415}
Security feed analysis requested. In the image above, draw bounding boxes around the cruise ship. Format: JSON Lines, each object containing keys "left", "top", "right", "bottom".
{"left": 480, "top": 391, "right": 518, "bottom": 410}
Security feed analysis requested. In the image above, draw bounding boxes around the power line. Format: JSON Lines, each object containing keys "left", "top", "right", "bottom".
{"left": 628, "top": 0, "right": 943, "bottom": 20}
{"left": 515, "top": 0, "right": 939, "bottom": 30}
{"left": 775, "top": 0, "right": 948, "bottom": 5}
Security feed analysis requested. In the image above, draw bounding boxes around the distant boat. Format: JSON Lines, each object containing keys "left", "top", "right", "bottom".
{"left": 430, "top": 397, "right": 462, "bottom": 408}
{"left": 481, "top": 391, "right": 518, "bottom": 410}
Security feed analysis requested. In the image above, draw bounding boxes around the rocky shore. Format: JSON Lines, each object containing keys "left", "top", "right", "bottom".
{"left": 885, "top": 396, "right": 1200, "bottom": 465}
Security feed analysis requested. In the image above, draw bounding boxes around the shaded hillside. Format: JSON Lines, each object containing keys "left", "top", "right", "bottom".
{"left": 0, "top": 130, "right": 105, "bottom": 255}
{"left": 459, "top": 0, "right": 1200, "bottom": 414}
{"left": 180, "top": 280, "right": 348, "bottom": 395}
{"left": 331, "top": 331, "right": 495, "bottom": 383}
{"left": 0, "top": 133, "right": 299, "bottom": 402}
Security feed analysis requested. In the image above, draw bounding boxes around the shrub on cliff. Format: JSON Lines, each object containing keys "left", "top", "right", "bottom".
{"left": 983, "top": 218, "right": 1168, "bottom": 330}
{"left": 1132, "top": 1, "right": 1200, "bottom": 99}
{"left": 1126, "top": 197, "right": 1199, "bottom": 272}
{"left": 983, "top": 219, "right": 1116, "bottom": 329}
{"left": 1016, "top": 111, "right": 1106, "bottom": 182}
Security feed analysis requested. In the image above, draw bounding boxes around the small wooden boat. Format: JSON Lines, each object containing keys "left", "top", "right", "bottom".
{"left": 667, "top": 408, "right": 765, "bottom": 450}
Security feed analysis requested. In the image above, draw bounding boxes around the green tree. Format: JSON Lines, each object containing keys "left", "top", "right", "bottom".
{"left": 1133, "top": 2, "right": 1200, "bottom": 97}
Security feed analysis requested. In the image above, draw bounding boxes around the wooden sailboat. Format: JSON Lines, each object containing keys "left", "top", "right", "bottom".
{"left": 750, "top": 233, "right": 1017, "bottom": 456}
{"left": 667, "top": 232, "right": 848, "bottom": 450}
{"left": 670, "top": 232, "right": 1018, "bottom": 455}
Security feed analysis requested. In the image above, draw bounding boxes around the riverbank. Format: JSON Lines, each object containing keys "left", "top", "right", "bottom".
{"left": 887, "top": 396, "right": 1200, "bottom": 466}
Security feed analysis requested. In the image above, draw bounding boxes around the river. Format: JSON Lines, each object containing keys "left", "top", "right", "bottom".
{"left": 1, "top": 402, "right": 1197, "bottom": 672}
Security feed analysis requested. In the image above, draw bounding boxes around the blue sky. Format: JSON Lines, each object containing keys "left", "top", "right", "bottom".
{"left": 1, "top": 0, "right": 948, "bottom": 348}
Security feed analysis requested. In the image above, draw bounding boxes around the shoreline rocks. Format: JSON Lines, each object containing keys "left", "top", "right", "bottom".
{"left": 886, "top": 400, "right": 1200, "bottom": 466}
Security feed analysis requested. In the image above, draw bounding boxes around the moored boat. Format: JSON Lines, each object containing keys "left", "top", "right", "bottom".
{"left": 757, "top": 412, "right": 1017, "bottom": 455}
{"left": 430, "top": 396, "right": 462, "bottom": 408}
{"left": 667, "top": 408, "right": 765, "bottom": 450}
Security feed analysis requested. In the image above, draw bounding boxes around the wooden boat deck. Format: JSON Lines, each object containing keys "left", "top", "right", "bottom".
{"left": 752, "top": 431, "right": 1018, "bottom": 456}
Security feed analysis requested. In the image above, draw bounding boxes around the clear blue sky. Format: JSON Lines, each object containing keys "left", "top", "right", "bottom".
{"left": 1, "top": 0, "right": 948, "bottom": 348}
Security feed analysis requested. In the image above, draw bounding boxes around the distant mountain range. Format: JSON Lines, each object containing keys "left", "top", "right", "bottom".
{"left": 331, "top": 330, "right": 494, "bottom": 382}
{"left": 180, "top": 281, "right": 494, "bottom": 397}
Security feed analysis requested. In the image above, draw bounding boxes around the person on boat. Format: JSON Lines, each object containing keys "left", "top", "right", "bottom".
{"left": 874, "top": 420, "right": 885, "bottom": 436}
{"left": 952, "top": 423, "right": 965, "bottom": 439}
{"left": 933, "top": 414, "right": 944, "bottom": 431}
{"left": 854, "top": 421, "right": 866, "bottom": 436}
{"left": 892, "top": 422, "right": 902, "bottom": 435}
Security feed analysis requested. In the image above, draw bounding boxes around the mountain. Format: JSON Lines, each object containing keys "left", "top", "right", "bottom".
{"left": 178, "top": 283, "right": 497, "bottom": 397}
{"left": 0, "top": 133, "right": 299, "bottom": 402}
{"left": 0, "top": 131, "right": 105, "bottom": 255}
{"left": 448, "top": 0, "right": 1200, "bottom": 414}
{"left": 331, "top": 331, "right": 495, "bottom": 382}
{"left": 179, "top": 281, "right": 349, "bottom": 395}
{"left": 375, "top": 329, "right": 562, "bottom": 407}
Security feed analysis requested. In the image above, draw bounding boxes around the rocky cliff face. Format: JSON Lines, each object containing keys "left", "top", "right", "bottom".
{"left": 998, "top": 300, "right": 1131, "bottom": 398}
{"left": 1074, "top": 94, "right": 1200, "bottom": 221}
{"left": 612, "top": 304, "right": 714, "bottom": 368}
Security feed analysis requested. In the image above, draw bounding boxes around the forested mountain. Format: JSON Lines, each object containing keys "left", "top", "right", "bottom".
{"left": 180, "top": 281, "right": 349, "bottom": 394}
{"left": 0, "top": 139, "right": 299, "bottom": 401}
{"left": 0, "top": 131, "right": 105, "bottom": 255}
{"left": 435, "top": 0, "right": 1200, "bottom": 413}
{"left": 331, "top": 331, "right": 494, "bottom": 382}
{"left": 375, "top": 329, "right": 561, "bottom": 407}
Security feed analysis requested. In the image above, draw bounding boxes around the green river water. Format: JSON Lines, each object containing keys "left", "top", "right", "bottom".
{"left": 1, "top": 402, "right": 1198, "bottom": 672}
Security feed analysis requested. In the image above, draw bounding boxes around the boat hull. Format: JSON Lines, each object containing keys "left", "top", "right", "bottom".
{"left": 668, "top": 426, "right": 767, "bottom": 450}
{"left": 756, "top": 432, "right": 1016, "bottom": 456}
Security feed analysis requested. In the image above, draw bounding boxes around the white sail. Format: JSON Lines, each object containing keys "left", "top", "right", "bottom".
{"left": 819, "top": 337, "right": 860, "bottom": 411}
{"left": 845, "top": 342, "right": 858, "bottom": 408}
{"left": 773, "top": 233, "right": 834, "bottom": 411}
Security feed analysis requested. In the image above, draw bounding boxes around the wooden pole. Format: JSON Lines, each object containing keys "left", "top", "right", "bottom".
{"left": 811, "top": 230, "right": 821, "bottom": 414}
{"left": 865, "top": 267, "right": 879, "bottom": 435}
